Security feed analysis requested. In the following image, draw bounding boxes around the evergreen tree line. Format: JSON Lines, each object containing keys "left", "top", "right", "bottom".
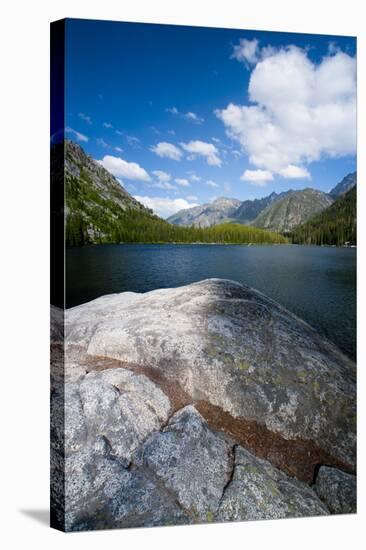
{"left": 290, "top": 187, "right": 356, "bottom": 246}
{"left": 66, "top": 208, "right": 288, "bottom": 247}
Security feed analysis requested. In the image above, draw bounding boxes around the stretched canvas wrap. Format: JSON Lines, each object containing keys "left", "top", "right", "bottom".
{"left": 50, "top": 18, "right": 357, "bottom": 532}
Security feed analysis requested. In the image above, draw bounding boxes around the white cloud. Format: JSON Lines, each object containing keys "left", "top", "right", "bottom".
{"left": 232, "top": 38, "right": 260, "bottom": 66}
{"left": 206, "top": 180, "right": 219, "bottom": 188}
{"left": 153, "top": 181, "right": 177, "bottom": 190}
{"left": 126, "top": 135, "right": 140, "bottom": 146}
{"left": 184, "top": 111, "right": 204, "bottom": 124}
{"left": 166, "top": 107, "right": 204, "bottom": 124}
{"left": 150, "top": 142, "right": 183, "bottom": 161}
{"left": 278, "top": 164, "right": 311, "bottom": 179}
{"left": 134, "top": 196, "right": 198, "bottom": 218}
{"left": 78, "top": 112, "right": 92, "bottom": 124}
{"left": 98, "top": 155, "right": 150, "bottom": 181}
{"left": 186, "top": 194, "right": 198, "bottom": 201}
{"left": 65, "top": 127, "right": 88, "bottom": 142}
{"left": 96, "top": 138, "right": 109, "bottom": 148}
{"left": 152, "top": 170, "right": 171, "bottom": 183}
{"left": 189, "top": 173, "right": 201, "bottom": 182}
{"left": 180, "top": 140, "right": 222, "bottom": 166}
{"left": 114, "top": 146, "right": 123, "bottom": 153}
{"left": 103, "top": 122, "right": 113, "bottom": 129}
{"left": 175, "top": 178, "right": 190, "bottom": 187}
{"left": 216, "top": 47, "right": 356, "bottom": 178}
{"left": 240, "top": 169, "right": 274, "bottom": 186}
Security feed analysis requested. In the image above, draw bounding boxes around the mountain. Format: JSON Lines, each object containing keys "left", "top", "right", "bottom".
{"left": 329, "top": 172, "right": 356, "bottom": 198}
{"left": 231, "top": 191, "right": 290, "bottom": 224}
{"left": 65, "top": 140, "right": 155, "bottom": 245}
{"left": 251, "top": 189, "right": 334, "bottom": 233}
{"left": 168, "top": 188, "right": 332, "bottom": 231}
{"left": 168, "top": 197, "right": 241, "bottom": 227}
{"left": 63, "top": 141, "right": 287, "bottom": 246}
{"left": 290, "top": 186, "right": 356, "bottom": 246}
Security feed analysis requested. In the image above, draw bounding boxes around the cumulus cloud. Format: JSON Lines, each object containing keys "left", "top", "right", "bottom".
{"left": 134, "top": 196, "right": 198, "bottom": 218}
{"left": 180, "top": 140, "right": 222, "bottom": 166}
{"left": 278, "top": 164, "right": 311, "bottom": 179}
{"left": 98, "top": 155, "right": 150, "bottom": 181}
{"left": 150, "top": 142, "right": 183, "bottom": 161}
{"left": 152, "top": 170, "right": 176, "bottom": 190}
{"left": 205, "top": 180, "right": 219, "bottom": 188}
{"left": 166, "top": 106, "right": 179, "bottom": 115}
{"left": 65, "top": 127, "right": 88, "bottom": 142}
{"left": 78, "top": 112, "right": 92, "bottom": 124}
{"left": 153, "top": 181, "right": 177, "bottom": 190}
{"left": 152, "top": 170, "right": 171, "bottom": 183}
{"left": 126, "top": 135, "right": 140, "bottom": 147}
{"left": 189, "top": 173, "right": 201, "bottom": 182}
{"left": 114, "top": 146, "right": 123, "bottom": 153}
{"left": 103, "top": 122, "right": 113, "bottom": 129}
{"left": 216, "top": 46, "right": 356, "bottom": 178}
{"left": 186, "top": 194, "right": 198, "bottom": 201}
{"left": 232, "top": 38, "right": 260, "bottom": 66}
{"left": 184, "top": 111, "right": 204, "bottom": 124}
{"left": 96, "top": 138, "right": 109, "bottom": 148}
{"left": 166, "top": 106, "right": 204, "bottom": 124}
{"left": 175, "top": 178, "right": 190, "bottom": 187}
{"left": 240, "top": 169, "right": 274, "bottom": 186}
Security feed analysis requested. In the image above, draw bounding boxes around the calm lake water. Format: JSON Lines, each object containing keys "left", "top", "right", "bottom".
{"left": 67, "top": 244, "right": 356, "bottom": 360}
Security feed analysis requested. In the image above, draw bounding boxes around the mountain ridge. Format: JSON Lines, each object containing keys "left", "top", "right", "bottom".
{"left": 168, "top": 173, "right": 356, "bottom": 232}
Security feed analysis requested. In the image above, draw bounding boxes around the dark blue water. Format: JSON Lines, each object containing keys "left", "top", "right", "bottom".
{"left": 66, "top": 244, "right": 356, "bottom": 359}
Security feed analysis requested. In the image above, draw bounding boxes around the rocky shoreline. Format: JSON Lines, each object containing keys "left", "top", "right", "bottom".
{"left": 51, "top": 279, "right": 356, "bottom": 531}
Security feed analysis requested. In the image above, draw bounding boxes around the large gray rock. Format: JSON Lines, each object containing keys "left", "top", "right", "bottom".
{"left": 60, "top": 393, "right": 330, "bottom": 530}
{"left": 315, "top": 466, "right": 356, "bottom": 514}
{"left": 136, "top": 405, "right": 233, "bottom": 522}
{"left": 54, "top": 278, "right": 356, "bottom": 530}
{"left": 64, "top": 435, "right": 190, "bottom": 531}
{"left": 218, "top": 446, "right": 328, "bottom": 521}
{"left": 66, "top": 278, "right": 356, "bottom": 479}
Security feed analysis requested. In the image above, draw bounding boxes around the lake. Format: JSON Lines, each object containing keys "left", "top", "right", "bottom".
{"left": 66, "top": 244, "right": 356, "bottom": 360}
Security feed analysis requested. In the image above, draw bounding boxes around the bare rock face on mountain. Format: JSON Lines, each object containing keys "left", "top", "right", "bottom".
{"left": 251, "top": 189, "right": 334, "bottom": 233}
{"left": 52, "top": 279, "right": 356, "bottom": 530}
{"left": 329, "top": 172, "right": 356, "bottom": 199}
{"left": 168, "top": 197, "right": 241, "bottom": 227}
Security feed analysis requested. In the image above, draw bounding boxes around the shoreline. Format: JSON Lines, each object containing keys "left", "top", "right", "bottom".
{"left": 67, "top": 242, "right": 356, "bottom": 249}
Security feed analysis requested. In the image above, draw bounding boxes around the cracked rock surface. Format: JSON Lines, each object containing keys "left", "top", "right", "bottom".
{"left": 314, "top": 466, "right": 356, "bottom": 514}
{"left": 51, "top": 278, "right": 356, "bottom": 530}
{"left": 217, "top": 446, "right": 328, "bottom": 521}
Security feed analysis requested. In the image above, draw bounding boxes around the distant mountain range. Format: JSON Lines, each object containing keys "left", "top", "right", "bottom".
{"left": 168, "top": 172, "right": 357, "bottom": 233}
{"left": 167, "top": 197, "right": 241, "bottom": 227}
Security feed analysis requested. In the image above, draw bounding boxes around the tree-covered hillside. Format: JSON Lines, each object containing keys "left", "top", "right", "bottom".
{"left": 290, "top": 186, "right": 356, "bottom": 246}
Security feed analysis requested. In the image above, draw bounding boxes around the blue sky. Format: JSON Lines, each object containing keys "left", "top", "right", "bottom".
{"left": 65, "top": 19, "right": 356, "bottom": 218}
